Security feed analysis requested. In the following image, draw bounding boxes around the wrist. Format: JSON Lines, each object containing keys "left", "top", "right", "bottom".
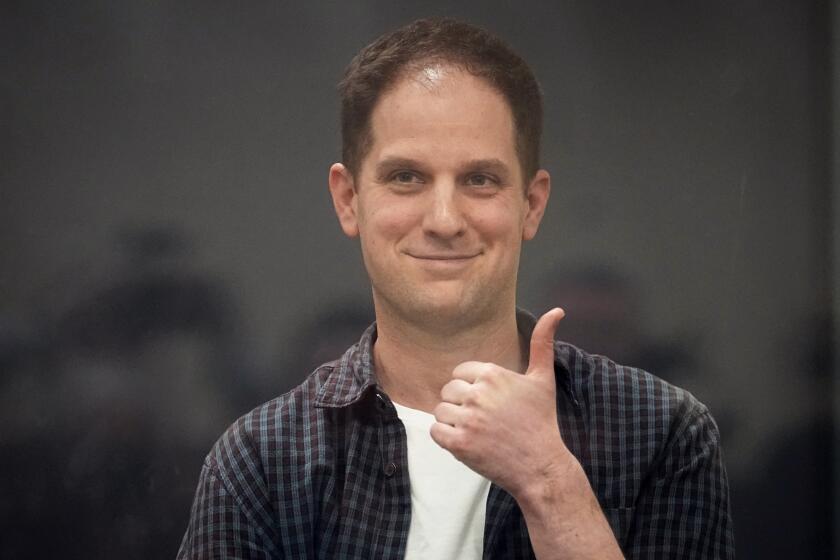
{"left": 514, "top": 449, "right": 588, "bottom": 520}
{"left": 515, "top": 455, "right": 625, "bottom": 559}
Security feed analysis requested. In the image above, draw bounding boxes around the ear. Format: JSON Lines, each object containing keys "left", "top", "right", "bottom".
{"left": 522, "top": 169, "right": 551, "bottom": 241}
{"left": 328, "top": 163, "right": 360, "bottom": 238}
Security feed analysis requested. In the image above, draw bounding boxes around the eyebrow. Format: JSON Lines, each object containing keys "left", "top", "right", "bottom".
{"left": 374, "top": 157, "right": 423, "bottom": 177}
{"left": 460, "top": 158, "right": 510, "bottom": 176}
{"left": 373, "top": 157, "right": 511, "bottom": 177}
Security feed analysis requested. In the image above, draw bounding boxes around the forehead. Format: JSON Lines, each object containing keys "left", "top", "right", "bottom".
{"left": 364, "top": 65, "right": 518, "bottom": 170}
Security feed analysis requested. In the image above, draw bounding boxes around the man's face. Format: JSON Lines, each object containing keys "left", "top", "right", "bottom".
{"left": 329, "top": 65, "right": 549, "bottom": 329}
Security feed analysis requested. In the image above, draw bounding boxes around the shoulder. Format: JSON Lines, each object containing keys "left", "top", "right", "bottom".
{"left": 553, "top": 340, "right": 729, "bottom": 528}
{"left": 556, "top": 340, "right": 709, "bottom": 428}
{"left": 555, "top": 340, "right": 721, "bottom": 476}
{"left": 556, "top": 344, "right": 734, "bottom": 555}
{"left": 177, "top": 360, "right": 352, "bottom": 556}
{"left": 203, "top": 361, "right": 338, "bottom": 490}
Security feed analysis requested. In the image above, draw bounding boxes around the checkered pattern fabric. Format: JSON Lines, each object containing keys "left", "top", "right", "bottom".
{"left": 177, "top": 310, "right": 734, "bottom": 559}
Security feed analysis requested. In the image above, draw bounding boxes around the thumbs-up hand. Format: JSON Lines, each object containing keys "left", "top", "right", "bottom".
{"left": 430, "top": 308, "right": 573, "bottom": 498}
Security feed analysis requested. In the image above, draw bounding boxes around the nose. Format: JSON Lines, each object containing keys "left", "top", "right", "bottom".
{"left": 422, "top": 182, "right": 467, "bottom": 239}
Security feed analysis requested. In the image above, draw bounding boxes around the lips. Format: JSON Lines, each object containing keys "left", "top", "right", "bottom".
{"left": 406, "top": 253, "right": 480, "bottom": 260}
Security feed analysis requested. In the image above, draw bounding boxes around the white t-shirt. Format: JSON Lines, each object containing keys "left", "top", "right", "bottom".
{"left": 393, "top": 401, "right": 491, "bottom": 560}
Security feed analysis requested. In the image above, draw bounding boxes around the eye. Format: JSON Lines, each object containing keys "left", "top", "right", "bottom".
{"left": 391, "top": 170, "right": 422, "bottom": 184}
{"left": 465, "top": 174, "right": 497, "bottom": 187}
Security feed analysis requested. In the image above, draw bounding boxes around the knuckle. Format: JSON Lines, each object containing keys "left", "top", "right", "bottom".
{"left": 463, "top": 389, "right": 481, "bottom": 407}
{"left": 432, "top": 403, "right": 444, "bottom": 419}
{"left": 478, "top": 365, "right": 501, "bottom": 385}
{"left": 446, "top": 380, "right": 463, "bottom": 399}
{"left": 439, "top": 384, "right": 451, "bottom": 401}
{"left": 474, "top": 363, "right": 493, "bottom": 379}
{"left": 450, "top": 432, "right": 468, "bottom": 454}
{"left": 453, "top": 362, "right": 473, "bottom": 378}
{"left": 460, "top": 410, "right": 481, "bottom": 432}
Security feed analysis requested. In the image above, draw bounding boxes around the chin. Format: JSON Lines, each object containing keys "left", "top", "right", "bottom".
{"left": 396, "top": 291, "right": 490, "bottom": 330}
{"left": 371, "top": 272, "right": 507, "bottom": 328}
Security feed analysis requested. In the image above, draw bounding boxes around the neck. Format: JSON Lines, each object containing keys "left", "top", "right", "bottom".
{"left": 372, "top": 302, "right": 526, "bottom": 413}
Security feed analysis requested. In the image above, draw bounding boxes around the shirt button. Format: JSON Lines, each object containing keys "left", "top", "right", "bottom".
{"left": 384, "top": 462, "right": 397, "bottom": 477}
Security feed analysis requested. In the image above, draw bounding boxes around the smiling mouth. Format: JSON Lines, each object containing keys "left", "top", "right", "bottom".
{"left": 407, "top": 253, "right": 480, "bottom": 260}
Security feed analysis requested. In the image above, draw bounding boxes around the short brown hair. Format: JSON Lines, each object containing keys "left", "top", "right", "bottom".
{"left": 338, "top": 18, "right": 544, "bottom": 180}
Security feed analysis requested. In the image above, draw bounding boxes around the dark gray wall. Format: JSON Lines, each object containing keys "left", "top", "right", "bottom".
{"left": 1, "top": 1, "right": 834, "bottom": 557}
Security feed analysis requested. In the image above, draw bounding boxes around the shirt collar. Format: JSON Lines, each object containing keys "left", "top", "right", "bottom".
{"left": 314, "top": 321, "right": 379, "bottom": 409}
{"left": 314, "top": 308, "right": 579, "bottom": 409}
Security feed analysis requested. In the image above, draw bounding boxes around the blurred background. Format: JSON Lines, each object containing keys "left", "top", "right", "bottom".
{"left": 1, "top": 0, "right": 837, "bottom": 558}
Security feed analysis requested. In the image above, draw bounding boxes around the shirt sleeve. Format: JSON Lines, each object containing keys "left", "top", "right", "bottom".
{"left": 176, "top": 459, "right": 278, "bottom": 560}
{"left": 623, "top": 402, "right": 735, "bottom": 559}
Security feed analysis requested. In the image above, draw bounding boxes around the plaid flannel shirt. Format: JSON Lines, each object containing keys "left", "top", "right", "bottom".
{"left": 178, "top": 310, "right": 734, "bottom": 559}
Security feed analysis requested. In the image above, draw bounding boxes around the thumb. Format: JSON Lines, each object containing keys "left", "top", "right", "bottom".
{"left": 526, "top": 307, "right": 565, "bottom": 376}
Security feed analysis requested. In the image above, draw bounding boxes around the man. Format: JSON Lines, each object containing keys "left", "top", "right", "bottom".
{"left": 178, "top": 18, "right": 733, "bottom": 559}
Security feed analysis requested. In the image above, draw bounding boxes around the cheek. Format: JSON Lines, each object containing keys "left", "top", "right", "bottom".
{"left": 358, "top": 195, "right": 421, "bottom": 244}
{"left": 470, "top": 203, "right": 525, "bottom": 242}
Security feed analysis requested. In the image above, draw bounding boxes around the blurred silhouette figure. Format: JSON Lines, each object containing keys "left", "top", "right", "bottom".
{"left": 538, "top": 263, "right": 700, "bottom": 388}
{"left": 0, "top": 226, "right": 252, "bottom": 559}
{"left": 539, "top": 263, "right": 834, "bottom": 558}
{"left": 278, "top": 301, "right": 375, "bottom": 393}
{"left": 729, "top": 311, "right": 833, "bottom": 559}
